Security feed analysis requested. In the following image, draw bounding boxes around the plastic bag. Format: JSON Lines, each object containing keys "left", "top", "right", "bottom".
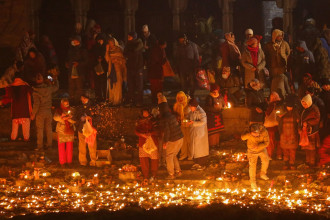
{"left": 71, "top": 66, "right": 79, "bottom": 79}
{"left": 196, "top": 69, "right": 210, "bottom": 90}
{"left": 162, "top": 60, "right": 175, "bottom": 77}
{"left": 142, "top": 136, "right": 158, "bottom": 154}
{"left": 299, "top": 127, "right": 309, "bottom": 147}
{"left": 82, "top": 120, "right": 93, "bottom": 137}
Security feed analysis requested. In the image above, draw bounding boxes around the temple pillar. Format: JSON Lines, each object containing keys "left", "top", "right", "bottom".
{"left": 276, "top": 0, "right": 297, "bottom": 43}
{"left": 121, "top": 0, "right": 139, "bottom": 39}
{"left": 70, "top": 0, "right": 91, "bottom": 29}
{"left": 169, "top": 0, "right": 187, "bottom": 34}
{"left": 28, "top": 0, "right": 42, "bottom": 39}
{"left": 218, "top": 0, "right": 235, "bottom": 33}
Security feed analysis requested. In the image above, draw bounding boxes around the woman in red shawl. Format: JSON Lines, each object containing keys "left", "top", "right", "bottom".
{"left": 53, "top": 98, "right": 75, "bottom": 167}
{"left": 241, "top": 36, "right": 266, "bottom": 88}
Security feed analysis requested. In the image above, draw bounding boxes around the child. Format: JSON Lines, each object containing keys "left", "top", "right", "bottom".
{"left": 241, "top": 123, "right": 270, "bottom": 189}
{"left": 53, "top": 98, "right": 75, "bottom": 167}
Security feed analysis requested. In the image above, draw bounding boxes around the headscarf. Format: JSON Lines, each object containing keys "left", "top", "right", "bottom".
{"left": 301, "top": 94, "right": 312, "bottom": 108}
{"left": 173, "top": 91, "right": 188, "bottom": 121}
{"left": 224, "top": 32, "right": 241, "bottom": 58}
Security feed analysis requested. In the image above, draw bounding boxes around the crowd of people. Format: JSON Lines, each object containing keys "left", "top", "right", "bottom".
{"left": 0, "top": 18, "right": 329, "bottom": 189}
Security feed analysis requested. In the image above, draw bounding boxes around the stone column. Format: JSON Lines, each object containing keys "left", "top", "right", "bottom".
{"left": 121, "top": 0, "right": 139, "bottom": 39}
{"left": 276, "top": 0, "right": 297, "bottom": 43}
{"left": 28, "top": 0, "right": 42, "bottom": 39}
{"left": 169, "top": 0, "right": 187, "bottom": 34}
{"left": 218, "top": 0, "right": 235, "bottom": 33}
{"left": 70, "top": 0, "right": 91, "bottom": 29}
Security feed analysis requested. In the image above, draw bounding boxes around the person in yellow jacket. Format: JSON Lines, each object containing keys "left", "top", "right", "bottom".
{"left": 241, "top": 123, "right": 270, "bottom": 189}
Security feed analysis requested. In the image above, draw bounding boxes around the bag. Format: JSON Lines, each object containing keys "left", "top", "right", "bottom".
{"left": 142, "top": 136, "right": 158, "bottom": 154}
{"left": 71, "top": 66, "right": 79, "bottom": 79}
{"left": 162, "top": 60, "right": 175, "bottom": 77}
{"left": 82, "top": 120, "right": 94, "bottom": 138}
{"left": 299, "top": 127, "right": 309, "bottom": 147}
{"left": 94, "top": 62, "right": 104, "bottom": 75}
{"left": 196, "top": 69, "right": 210, "bottom": 90}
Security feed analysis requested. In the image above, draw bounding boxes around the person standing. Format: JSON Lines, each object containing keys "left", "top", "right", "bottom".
{"left": 141, "top": 24, "right": 157, "bottom": 66}
{"left": 241, "top": 123, "right": 270, "bottom": 189}
{"left": 173, "top": 91, "right": 192, "bottom": 160}
{"left": 159, "top": 100, "right": 184, "bottom": 179}
{"left": 66, "top": 36, "right": 88, "bottom": 103}
{"left": 105, "top": 38, "right": 127, "bottom": 105}
{"left": 135, "top": 108, "right": 159, "bottom": 183}
{"left": 264, "top": 92, "right": 282, "bottom": 159}
{"left": 53, "top": 99, "right": 75, "bottom": 167}
{"left": 278, "top": 98, "right": 299, "bottom": 170}
{"left": 148, "top": 40, "right": 167, "bottom": 104}
{"left": 75, "top": 94, "right": 97, "bottom": 166}
{"left": 299, "top": 94, "right": 321, "bottom": 167}
{"left": 241, "top": 36, "right": 266, "bottom": 87}
{"left": 92, "top": 33, "right": 108, "bottom": 102}
{"left": 220, "top": 32, "right": 241, "bottom": 76}
{"left": 7, "top": 74, "right": 33, "bottom": 141}
{"left": 246, "top": 79, "right": 267, "bottom": 124}
{"left": 187, "top": 98, "right": 209, "bottom": 170}
{"left": 216, "top": 66, "right": 242, "bottom": 106}
{"left": 204, "top": 84, "right": 226, "bottom": 147}
{"left": 264, "top": 29, "right": 290, "bottom": 77}
{"left": 31, "top": 74, "right": 59, "bottom": 151}
{"left": 175, "top": 34, "right": 200, "bottom": 98}
{"left": 24, "top": 48, "right": 47, "bottom": 85}
{"left": 124, "top": 32, "right": 144, "bottom": 106}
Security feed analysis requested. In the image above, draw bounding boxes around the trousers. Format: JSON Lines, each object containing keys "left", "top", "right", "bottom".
{"left": 58, "top": 141, "right": 73, "bottom": 165}
{"left": 247, "top": 149, "right": 269, "bottom": 184}
{"left": 165, "top": 138, "right": 183, "bottom": 175}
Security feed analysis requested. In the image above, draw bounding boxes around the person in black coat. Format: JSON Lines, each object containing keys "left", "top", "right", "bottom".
{"left": 124, "top": 32, "right": 144, "bottom": 106}
{"left": 92, "top": 33, "right": 108, "bottom": 102}
{"left": 158, "top": 98, "right": 183, "bottom": 179}
{"left": 245, "top": 79, "right": 267, "bottom": 124}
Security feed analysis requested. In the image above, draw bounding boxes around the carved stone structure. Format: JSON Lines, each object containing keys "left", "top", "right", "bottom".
{"left": 276, "top": 0, "right": 297, "bottom": 43}
{"left": 218, "top": 0, "right": 235, "bottom": 33}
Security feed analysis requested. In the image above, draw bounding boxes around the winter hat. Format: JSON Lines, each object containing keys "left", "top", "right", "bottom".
{"left": 269, "top": 91, "right": 281, "bottom": 102}
{"left": 272, "top": 29, "right": 283, "bottom": 43}
{"left": 177, "top": 33, "right": 187, "bottom": 40}
{"left": 157, "top": 93, "right": 167, "bottom": 104}
{"left": 303, "top": 73, "right": 312, "bottom": 79}
{"left": 81, "top": 93, "right": 90, "bottom": 99}
{"left": 284, "top": 95, "right": 295, "bottom": 107}
{"left": 249, "top": 78, "right": 260, "bottom": 90}
{"left": 245, "top": 28, "right": 253, "bottom": 36}
{"left": 250, "top": 123, "right": 261, "bottom": 133}
{"left": 210, "top": 83, "right": 220, "bottom": 92}
{"left": 158, "top": 102, "right": 170, "bottom": 116}
{"left": 188, "top": 98, "right": 199, "bottom": 107}
{"left": 128, "top": 31, "right": 137, "bottom": 40}
{"left": 71, "top": 35, "right": 82, "bottom": 43}
{"left": 96, "top": 33, "right": 107, "bottom": 41}
{"left": 301, "top": 94, "right": 313, "bottom": 108}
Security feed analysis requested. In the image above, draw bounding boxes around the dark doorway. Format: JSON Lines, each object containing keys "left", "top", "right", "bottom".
{"left": 39, "top": 0, "right": 75, "bottom": 89}
{"left": 87, "top": 0, "right": 124, "bottom": 41}
{"left": 233, "top": 0, "right": 263, "bottom": 43}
